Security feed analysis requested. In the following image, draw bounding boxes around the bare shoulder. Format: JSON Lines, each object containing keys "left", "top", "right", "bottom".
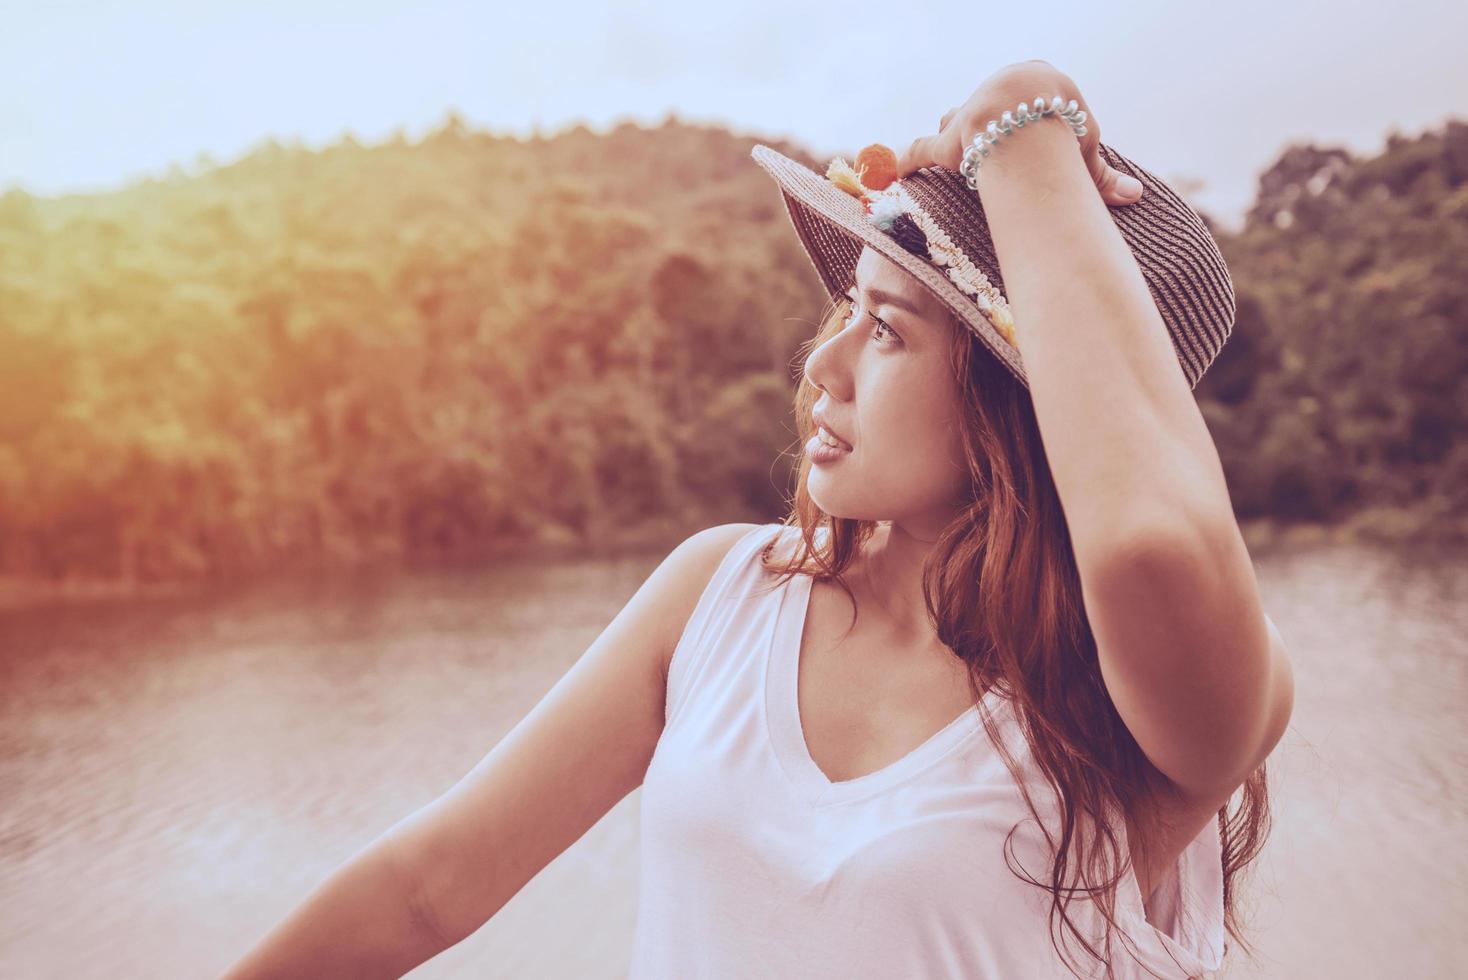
{"left": 650, "top": 523, "right": 768, "bottom": 682}
{"left": 383, "top": 521, "right": 771, "bottom": 947}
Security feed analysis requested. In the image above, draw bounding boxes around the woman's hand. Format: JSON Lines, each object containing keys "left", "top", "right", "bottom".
{"left": 895, "top": 60, "right": 1144, "bottom": 206}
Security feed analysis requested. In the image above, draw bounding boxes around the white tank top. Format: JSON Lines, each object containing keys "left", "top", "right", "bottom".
{"left": 630, "top": 523, "right": 1227, "bottom": 979}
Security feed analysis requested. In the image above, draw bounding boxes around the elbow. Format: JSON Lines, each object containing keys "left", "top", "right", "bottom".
{"left": 1195, "top": 614, "right": 1298, "bottom": 802}
{"left": 1255, "top": 615, "right": 1296, "bottom": 766}
{"left": 1199, "top": 647, "right": 1293, "bottom": 801}
{"left": 1086, "top": 521, "right": 1292, "bottom": 803}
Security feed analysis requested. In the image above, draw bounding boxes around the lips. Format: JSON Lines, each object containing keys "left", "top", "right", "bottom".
{"left": 811, "top": 406, "right": 853, "bottom": 450}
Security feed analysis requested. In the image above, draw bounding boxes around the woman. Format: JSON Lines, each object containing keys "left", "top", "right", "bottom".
{"left": 222, "top": 61, "right": 1292, "bottom": 979}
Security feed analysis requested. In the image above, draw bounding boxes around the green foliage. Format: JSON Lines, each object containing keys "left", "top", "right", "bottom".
{"left": 1, "top": 115, "right": 1464, "bottom": 583}
{"left": 1198, "top": 119, "right": 1468, "bottom": 535}
{"left": 0, "top": 119, "right": 826, "bottom": 581}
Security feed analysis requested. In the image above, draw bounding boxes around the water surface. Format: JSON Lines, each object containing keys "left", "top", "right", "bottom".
{"left": 1, "top": 540, "right": 1463, "bottom": 978}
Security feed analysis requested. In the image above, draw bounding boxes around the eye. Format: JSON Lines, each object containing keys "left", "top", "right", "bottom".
{"left": 842, "top": 296, "right": 901, "bottom": 346}
{"left": 870, "top": 319, "right": 899, "bottom": 344}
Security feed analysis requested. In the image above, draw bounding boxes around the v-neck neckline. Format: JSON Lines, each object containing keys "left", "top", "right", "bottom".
{"left": 765, "top": 569, "right": 990, "bottom": 808}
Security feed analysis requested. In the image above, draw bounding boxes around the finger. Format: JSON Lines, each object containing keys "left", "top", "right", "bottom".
{"left": 896, "top": 132, "right": 949, "bottom": 178}
{"left": 938, "top": 105, "right": 960, "bottom": 131}
{"left": 1089, "top": 153, "right": 1144, "bottom": 206}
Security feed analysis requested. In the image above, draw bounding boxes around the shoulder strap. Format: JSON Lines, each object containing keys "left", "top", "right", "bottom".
{"left": 664, "top": 523, "right": 782, "bottom": 727}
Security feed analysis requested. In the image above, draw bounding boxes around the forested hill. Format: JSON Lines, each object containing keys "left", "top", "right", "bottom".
{"left": 0, "top": 114, "right": 1463, "bottom": 586}
{"left": 1199, "top": 120, "right": 1468, "bottom": 540}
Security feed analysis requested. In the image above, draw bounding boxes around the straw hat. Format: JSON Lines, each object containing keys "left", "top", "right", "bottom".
{"left": 749, "top": 141, "right": 1236, "bottom": 391}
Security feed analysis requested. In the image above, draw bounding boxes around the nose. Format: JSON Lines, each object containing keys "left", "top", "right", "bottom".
{"left": 803, "top": 323, "right": 854, "bottom": 400}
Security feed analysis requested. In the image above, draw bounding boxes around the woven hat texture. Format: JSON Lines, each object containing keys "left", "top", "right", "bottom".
{"left": 749, "top": 141, "right": 1237, "bottom": 391}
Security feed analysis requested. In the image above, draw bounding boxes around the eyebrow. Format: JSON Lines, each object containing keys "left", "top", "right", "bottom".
{"left": 844, "top": 284, "right": 922, "bottom": 318}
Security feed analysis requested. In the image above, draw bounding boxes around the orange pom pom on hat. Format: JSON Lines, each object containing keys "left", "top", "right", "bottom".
{"left": 749, "top": 140, "right": 1237, "bottom": 392}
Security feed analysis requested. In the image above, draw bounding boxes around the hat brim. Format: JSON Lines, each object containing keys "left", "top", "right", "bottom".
{"left": 750, "top": 143, "right": 1029, "bottom": 388}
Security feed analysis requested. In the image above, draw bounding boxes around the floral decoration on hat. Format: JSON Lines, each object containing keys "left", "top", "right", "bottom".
{"left": 823, "top": 143, "right": 1017, "bottom": 347}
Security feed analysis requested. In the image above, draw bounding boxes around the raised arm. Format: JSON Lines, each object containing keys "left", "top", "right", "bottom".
{"left": 219, "top": 522, "right": 761, "bottom": 978}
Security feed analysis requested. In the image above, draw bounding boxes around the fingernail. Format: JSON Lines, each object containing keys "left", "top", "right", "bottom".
{"left": 1117, "top": 174, "right": 1142, "bottom": 198}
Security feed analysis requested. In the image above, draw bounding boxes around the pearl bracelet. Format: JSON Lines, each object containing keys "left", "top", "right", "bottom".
{"left": 959, "top": 94, "right": 1088, "bottom": 192}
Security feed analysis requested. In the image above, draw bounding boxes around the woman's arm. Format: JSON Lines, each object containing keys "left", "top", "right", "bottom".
{"left": 218, "top": 522, "right": 759, "bottom": 978}
{"left": 218, "top": 827, "right": 443, "bottom": 979}
{"left": 898, "top": 63, "right": 1294, "bottom": 806}
{"left": 955, "top": 90, "right": 1230, "bottom": 555}
{"left": 387, "top": 522, "right": 759, "bottom": 946}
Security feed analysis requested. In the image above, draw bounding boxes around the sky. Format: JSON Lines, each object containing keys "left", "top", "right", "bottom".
{"left": 3, "top": 0, "right": 1465, "bottom": 232}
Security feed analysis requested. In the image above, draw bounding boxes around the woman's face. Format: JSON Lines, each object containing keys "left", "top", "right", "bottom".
{"left": 803, "top": 246, "right": 971, "bottom": 530}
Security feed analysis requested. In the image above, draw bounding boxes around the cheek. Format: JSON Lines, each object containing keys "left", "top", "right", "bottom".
{"left": 862, "top": 382, "right": 963, "bottom": 467}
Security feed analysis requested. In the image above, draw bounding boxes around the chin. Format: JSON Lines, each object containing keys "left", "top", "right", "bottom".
{"left": 809, "top": 469, "right": 964, "bottom": 530}
{"left": 805, "top": 475, "right": 891, "bottom": 524}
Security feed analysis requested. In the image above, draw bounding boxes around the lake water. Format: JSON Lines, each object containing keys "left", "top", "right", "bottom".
{"left": 2, "top": 537, "right": 1464, "bottom": 978}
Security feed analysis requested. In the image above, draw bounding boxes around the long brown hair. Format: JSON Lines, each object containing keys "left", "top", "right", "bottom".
{"left": 761, "top": 294, "right": 1272, "bottom": 980}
